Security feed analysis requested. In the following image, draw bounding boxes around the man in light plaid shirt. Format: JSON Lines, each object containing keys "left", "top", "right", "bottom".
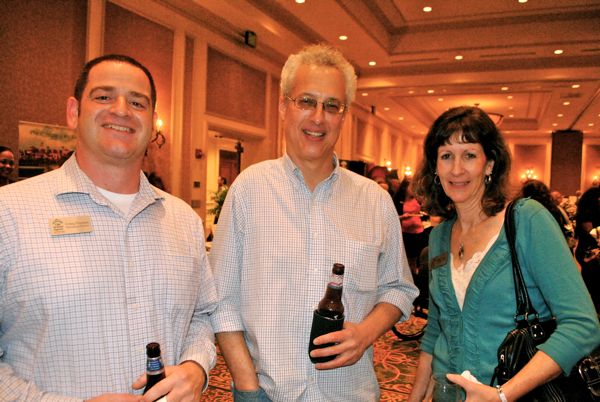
{"left": 0, "top": 55, "right": 217, "bottom": 401}
{"left": 210, "top": 44, "right": 418, "bottom": 401}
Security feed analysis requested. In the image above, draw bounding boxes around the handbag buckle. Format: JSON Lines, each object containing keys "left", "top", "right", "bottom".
{"left": 578, "top": 355, "right": 600, "bottom": 397}
{"left": 529, "top": 322, "right": 546, "bottom": 341}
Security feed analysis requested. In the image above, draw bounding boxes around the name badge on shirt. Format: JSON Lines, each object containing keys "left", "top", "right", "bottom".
{"left": 430, "top": 252, "right": 448, "bottom": 270}
{"left": 49, "top": 216, "right": 93, "bottom": 236}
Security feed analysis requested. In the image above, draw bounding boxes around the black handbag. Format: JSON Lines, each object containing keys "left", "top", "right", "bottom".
{"left": 491, "top": 201, "right": 600, "bottom": 401}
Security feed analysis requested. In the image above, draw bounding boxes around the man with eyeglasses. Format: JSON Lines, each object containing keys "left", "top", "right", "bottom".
{"left": 210, "top": 44, "right": 418, "bottom": 401}
{"left": 0, "top": 145, "right": 16, "bottom": 186}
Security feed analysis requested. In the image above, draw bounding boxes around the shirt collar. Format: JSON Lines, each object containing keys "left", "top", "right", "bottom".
{"left": 55, "top": 154, "right": 163, "bottom": 206}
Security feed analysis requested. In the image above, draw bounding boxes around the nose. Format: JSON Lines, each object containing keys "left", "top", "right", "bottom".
{"left": 309, "top": 102, "right": 325, "bottom": 124}
{"left": 451, "top": 158, "right": 464, "bottom": 175}
{"left": 110, "top": 96, "right": 131, "bottom": 116}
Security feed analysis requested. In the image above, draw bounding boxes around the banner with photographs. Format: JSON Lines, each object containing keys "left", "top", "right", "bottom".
{"left": 18, "top": 121, "right": 77, "bottom": 178}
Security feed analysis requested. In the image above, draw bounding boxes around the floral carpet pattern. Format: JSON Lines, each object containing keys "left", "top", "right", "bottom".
{"left": 204, "top": 316, "right": 425, "bottom": 401}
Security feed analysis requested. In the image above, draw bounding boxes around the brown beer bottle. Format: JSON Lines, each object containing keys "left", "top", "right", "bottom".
{"left": 308, "top": 263, "right": 345, "bottom": 363}
{"left": 143, "top": 342, "right": 166, "bottom": 397}
{"left": 317, "top": 263, "right": 345, "bottom": 319}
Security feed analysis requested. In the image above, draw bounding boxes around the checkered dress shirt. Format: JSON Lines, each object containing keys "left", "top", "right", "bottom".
{"left": 0, "top": 156, "right": 217, "bottom": 400}
{"left": 210, "top": 154, "right": 418, "bottom": 401}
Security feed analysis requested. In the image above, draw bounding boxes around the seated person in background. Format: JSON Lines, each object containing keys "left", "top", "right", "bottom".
{"left": 397, "top": 177, "right": 427, "bottom": 271}
{"left": 0, "top": 145, "right": 16, "bottom": 186}
{"left": 519, "top": 179, "right": 575, "bottom": 250}
{"left": 575, "top": 186, "right": 600, "bottom": 313}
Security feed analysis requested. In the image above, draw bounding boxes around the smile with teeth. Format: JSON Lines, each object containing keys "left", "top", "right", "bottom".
{"left": 103, "top": 123, "right": 133, "bottom": 133}
{"left": 303, "top": 129, "right": 325, "bottom": 138}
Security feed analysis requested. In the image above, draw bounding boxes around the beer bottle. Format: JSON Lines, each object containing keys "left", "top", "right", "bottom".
{"left": 144, "top": 342, "right": 166, "bottom": 396}
{"left": 308, "top": 263, "right": 345, "bottom": 363}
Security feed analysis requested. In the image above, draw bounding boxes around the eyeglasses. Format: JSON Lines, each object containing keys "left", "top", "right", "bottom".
{"left": 0, "top": 159, "right": 14, "bottom": 166}
{"left": 285, "top": 95, "right": 346, "bottom": 115}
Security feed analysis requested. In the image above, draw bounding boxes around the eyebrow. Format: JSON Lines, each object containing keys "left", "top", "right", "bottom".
{"left": 89, "top": 86, "right": 151, "bottom": 103}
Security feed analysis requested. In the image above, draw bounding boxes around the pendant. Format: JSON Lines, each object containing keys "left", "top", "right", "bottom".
{"left": 458, "top": 243, "right": 465, "bottom": 260}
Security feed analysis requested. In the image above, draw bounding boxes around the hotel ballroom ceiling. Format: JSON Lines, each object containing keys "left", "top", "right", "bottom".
{"left": 159, "top": 0, "right": 600, "bottom": 139}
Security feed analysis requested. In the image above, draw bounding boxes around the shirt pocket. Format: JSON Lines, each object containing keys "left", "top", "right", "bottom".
{"left": 338, "top": 239, "right": 380, "bottom": 321}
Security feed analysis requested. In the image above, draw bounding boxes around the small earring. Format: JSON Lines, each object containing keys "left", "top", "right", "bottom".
{"left": 434, "top": 174, "right": 441, "bottom": 185}
{"left": 485, "top": 173, "right": 492, "bottom": 185}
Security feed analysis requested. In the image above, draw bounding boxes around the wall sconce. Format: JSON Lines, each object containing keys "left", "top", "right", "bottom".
{"left": 404, "top": 166, "right": 413, "bottom": 178}
{"left": 520, "top": 168, "right": 538, "bottom": 182}
{"left": 151, "top": 118, "right": 166, "bottom": 149}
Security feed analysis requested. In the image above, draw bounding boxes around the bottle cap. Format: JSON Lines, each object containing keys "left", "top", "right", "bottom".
{"left": 146, "top": 342, "right": 161, "bottom": 358}
{"left": 332, "top": 263, "right": 345, "bottom": 275}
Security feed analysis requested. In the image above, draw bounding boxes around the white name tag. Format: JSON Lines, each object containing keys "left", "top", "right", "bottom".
{"left": 49, "top": 216, "right": 93, "bottom": 236}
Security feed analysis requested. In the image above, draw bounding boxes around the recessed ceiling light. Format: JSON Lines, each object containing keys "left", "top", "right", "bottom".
{"left": 507, "top": 95, "right": 513, "bottom": 99}
{"left": 501, "top": 87, "right": 509, "bottom": 91}
{"left": 423, "top": 6, "right": 432, "bottom": 12}
{"left": 571, "top": 84, "right": 580, "bottom": 89}
{"left": 563, "top": 101, "right": 570, "bottom": 106}
{"left": 455, "top": 55, "right": 463, "bottom": 60}
{"left": 438, "top": 98, "right": 444, "bottom": 102}
{"left": 398, "top": 116, "right": 404, "bottom": 120}
{"left": 368, "top": 61, "right": 376, "bottom": 66}
{"left": 384, "top": 107, "right": 390, "bottom": 111}
{"left": 295, "top": 0, "right": 305, "bottom": 3}
{"left": 554, "top": 49, "right": 564, "bottom": 55}
{"left": 408, "top": 90, "right": 415, "bottom": 94}
{"left": 427, "top": 89, "right": 435, "bottom": 94}
{"left": 552, "top": 123, "right": 558, "bottom": 127}
{"left": 338, "top": 35, "right": 348, "bottom": 41}
{"left": 557, "top": 113, "right": 563, "bottom": 117}
{"left": 508, "top": 106, "right": 514, "bottom": 110}
{"left": 589, "top": 123, "right": 595, "bottom": 127}
{"left": 361, "top": 92, "right": 368, "bottom": 97}
{"left": 509, "top": 114, "right": 514, "bottom": 118}
{"left": 518, "top": 0, "right": 528, "bottom": 3}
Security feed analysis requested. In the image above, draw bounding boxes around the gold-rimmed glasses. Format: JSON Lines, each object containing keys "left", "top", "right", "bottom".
{"left": 285, "top": 95, "right": 346, "bottom": 115}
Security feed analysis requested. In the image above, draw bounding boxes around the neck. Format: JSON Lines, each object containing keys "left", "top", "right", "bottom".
{"left": 289, "top": 154, "right": 335, "bottom": 192}
{"left": 75, "top": 153, "right": 142, "bottom": 194}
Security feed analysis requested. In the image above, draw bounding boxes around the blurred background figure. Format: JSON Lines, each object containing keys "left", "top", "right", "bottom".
{"left": 218, "top": 175, "right": 228, "bottom": 190}
{"left": 397, "top": 177, "right": 427, "bottom": 272}
{"left": 0, "top": 145, "right": 16, "bottom": 186}
{"left": 575, "top": 186, "right": 600, "bottom": 314}
{"left": 367, "top": 165, "right": 390, "bottom": 192}
{"left": 520, "top": 180, "right": 575, "bottom": 252}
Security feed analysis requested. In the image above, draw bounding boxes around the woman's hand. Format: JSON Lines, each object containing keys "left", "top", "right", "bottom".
{"left": 447, "top": 374, "right": 500, "bottom": 402}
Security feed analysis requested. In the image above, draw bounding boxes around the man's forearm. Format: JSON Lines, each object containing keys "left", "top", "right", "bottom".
{"left": 215, "top": 331, "right": 259, "bottom": 391}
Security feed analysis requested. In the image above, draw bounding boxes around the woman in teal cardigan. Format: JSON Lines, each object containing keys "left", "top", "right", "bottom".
{"left": 407, "top": 106, "right": 600, "bottom": 402}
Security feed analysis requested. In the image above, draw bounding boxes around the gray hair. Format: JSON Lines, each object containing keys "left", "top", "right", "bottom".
{"left": 280, "top": 44, "right": 357, "bottom": 106}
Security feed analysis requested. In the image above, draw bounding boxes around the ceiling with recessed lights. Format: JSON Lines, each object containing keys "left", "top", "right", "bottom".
{"left": 160, "top": 0, "right": 600, "bottom": 139}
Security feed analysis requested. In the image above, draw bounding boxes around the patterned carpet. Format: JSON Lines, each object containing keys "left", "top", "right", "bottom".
{"left": 204, "top": 316, "right": 425, "bottom": 401}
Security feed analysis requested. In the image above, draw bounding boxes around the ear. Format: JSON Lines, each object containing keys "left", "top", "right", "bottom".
{"left": 278, "top": 95, "right": 287, "bottom": 120}
{"left": 486, "top": 160, "right": 495, "bottom": 175}
{"left": 66, "top": 97, "right": 79, "bottom": 129}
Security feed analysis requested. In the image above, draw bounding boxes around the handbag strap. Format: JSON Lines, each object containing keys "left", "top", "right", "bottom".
{"left": 504, "top": 200, "right": 539, "bottom": 323}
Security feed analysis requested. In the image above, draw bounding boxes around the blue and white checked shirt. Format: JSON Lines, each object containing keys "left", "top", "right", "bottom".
{"left": 0, "top": 156, "right": 217, "bottom": 401}
{"left": 210, "top": 154, "right": 418, "bottom": 401}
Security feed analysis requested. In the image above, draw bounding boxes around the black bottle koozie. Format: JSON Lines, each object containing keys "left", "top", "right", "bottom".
{"left": 308, "top": 309, "right": 344, "bottom": 363}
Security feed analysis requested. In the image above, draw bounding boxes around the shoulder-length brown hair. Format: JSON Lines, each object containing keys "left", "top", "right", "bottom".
{"left": 413, "top": 106, "right": 511, "bottom": 219}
